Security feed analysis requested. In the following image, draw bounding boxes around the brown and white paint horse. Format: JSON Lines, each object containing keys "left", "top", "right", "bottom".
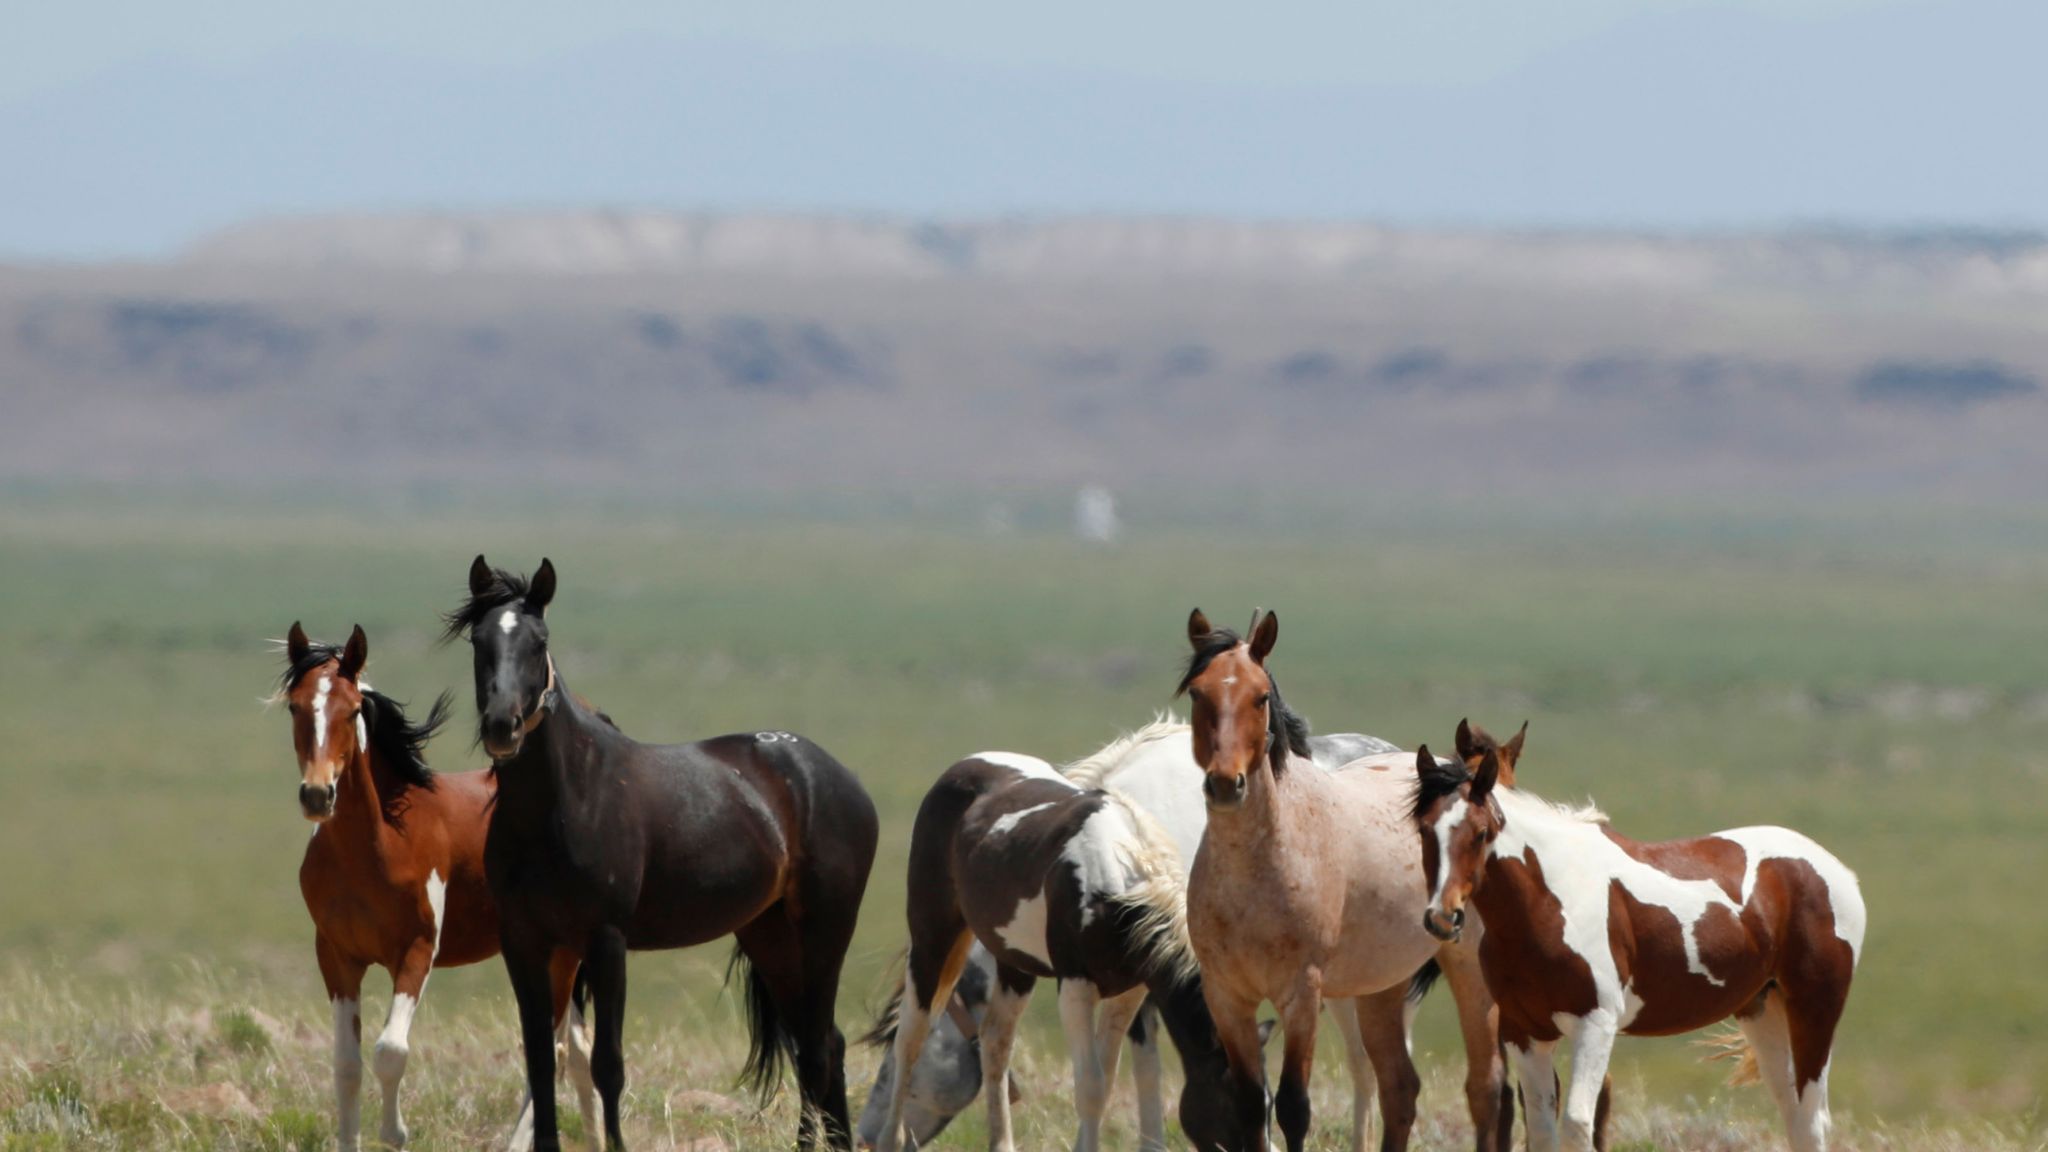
{"left": 872, "top": 749, "right": 1242, "bottom": 1152}
{"left": 1414, "top": 724, "right": 1865, "bottom": 1152}
{"left": 1178, "top": 610, "right": 1512, "bottom": 1152}
{"left": 278, "top": 624, "right": 598, "bottom": 1151}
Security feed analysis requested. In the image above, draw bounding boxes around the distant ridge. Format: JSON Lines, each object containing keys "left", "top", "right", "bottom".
{"left": 182, "top": 212, "right": 2048, "bottom": 294}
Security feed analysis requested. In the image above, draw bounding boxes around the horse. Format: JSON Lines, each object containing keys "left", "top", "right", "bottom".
{"left": 443, "top": 556, "right": 879, "bottom": 1152}
{"left": 276, "top": 623, "right": 600, "bottom": 1152}
{"left": 1178, "top": 608, "right": 1513, "bottom": 1152}
{"left": 1413, "top": 725, "right": 1865, "bottom": 1152}
{"left": 1068, "top": 717, "right": 1526, "bottom": 1152}
{"left": 868, "top": 749, "right": 1247, "bottom": 1152}
{"left": 858, "top": 721, "right": 1428, "bottom": 1152}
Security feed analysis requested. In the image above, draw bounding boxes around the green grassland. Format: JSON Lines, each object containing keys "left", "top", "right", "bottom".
{"left": 1, "top": 497, "right": 2044, "bottom": 1149}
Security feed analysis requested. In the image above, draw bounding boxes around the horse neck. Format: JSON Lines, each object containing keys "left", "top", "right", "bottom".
{"left": 1472, "top": 790, "right": 1600, "bottom": 926}
{"left": 327, "top": 739, "right": 403, "bottom": 839}
{"left": 1198, "top": 753, "right": 1308, "bottom": 855}
{"left": 492, "top": 681, "right": 600, "bottom": 821}
{"left": 1143, "top": 969, "right": 1231, "bottom": 1081}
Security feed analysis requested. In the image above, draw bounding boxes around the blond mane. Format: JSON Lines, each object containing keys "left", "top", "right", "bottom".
{"left": 1060, "top": 714, "right": 1188, "bottom": 790}
{"left": 1099, "top": 788, "right": 1201, "bottom": 987}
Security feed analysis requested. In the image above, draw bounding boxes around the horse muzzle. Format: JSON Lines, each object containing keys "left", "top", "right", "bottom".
{"left": 299, "top": 782, "right": 337, "bottom": 822}
{"left": 1204, "top": 771, "right": 1248, "bottom": 809}
{"left": 1422, "top": 906, "right": 1464, "bottom": 943}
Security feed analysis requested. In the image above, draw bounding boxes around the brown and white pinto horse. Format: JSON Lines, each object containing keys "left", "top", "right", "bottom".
{"left": 1178, "top": 610, "right": 1512, "bottom": 1152}
{"left": 278, "top": 623, "right": 598, "bottom": 1152}
{"left": 1413, "top": 724, "right": 1866, "bottom": 1152}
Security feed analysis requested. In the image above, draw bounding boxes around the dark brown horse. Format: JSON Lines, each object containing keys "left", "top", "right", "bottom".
{"left": 1414, "top": 725, "right": 1865, "bottom": 1152}
{"left": 277, "top": 623, "right": 597, "bottom": 1151}
{"left": 444, "top": 557, "right": 879, "bottom": 1152}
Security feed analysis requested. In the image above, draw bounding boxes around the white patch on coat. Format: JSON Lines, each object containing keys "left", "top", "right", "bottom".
{"left": 989, "top": 800, "right": 1059, "bottom": 838}
{"left": 1492, "top": 789, "right": 1739, "bottom": 996}
{"left": 1062, "top": 803, "right": 1144, "bottom": 926}
{"left": 499, "top": 610, "right": 519, "bottom": 634}
{"left": 424, "top": 870, "right": 448, "bottom": 961}
{"left": 312, "top": 676, "right": 333, "bottom": 752}
{"left": 993, "top": 891, "right": 1053, "bottom": 967}
{"left": 1720, "top": 825, "right": 1866, "bottom": 963}
{"left": 973, "top": 751, "right": 1079, "bottom": 788}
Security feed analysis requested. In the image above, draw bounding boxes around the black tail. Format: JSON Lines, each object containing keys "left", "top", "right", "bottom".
{"left": 1406, "top": 958, "right": 1443, "bottom": 1005}
{"left": 573, "top": 965, "right": 591, "bottom": 1016}
{"left": 727, "top": 944, "right": 799, "bottom": 1104}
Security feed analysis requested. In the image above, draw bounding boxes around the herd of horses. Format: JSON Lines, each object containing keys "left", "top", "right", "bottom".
{"left": 275, "top": 556, "right": 1864, "bottom": 1152}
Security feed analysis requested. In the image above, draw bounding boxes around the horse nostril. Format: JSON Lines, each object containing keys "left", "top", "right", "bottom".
{"left": 1233, "top": 773, "right": 1247, "bottom": 794}
{"left": 299, "top": 783, "right": 334, "bottom": 816}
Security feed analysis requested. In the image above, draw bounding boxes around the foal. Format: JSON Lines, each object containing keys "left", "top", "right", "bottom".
{"left": 446, "top": 557, "right": 879, "bottom": 1152}
{"left": 1414, "top": 727, "right": 1865, "bottom": 1152}
{"left": 278, "top": 624, "right": 597, "bottom": 1151}
{"left": 872, "top": 750, "right": 1241, "bottom": 1152}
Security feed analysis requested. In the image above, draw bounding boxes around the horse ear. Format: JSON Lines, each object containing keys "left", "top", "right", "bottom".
{"left": 1415, "top": 744, "right": 1435, "bottom": 774}
{"left": 338, "top": 624, "right": 368, "bottom": 681}
{"left": 528, "top": 558, "right": 557, "bottom": 615}
{"left": 1248, "top": 609, "right": 1279, "bottom": 663}
{"left": 287, "top": 621, "right": 311, "bottom": 663}
{"left": 1454, "top": 718, "right": 1477, "bottom": 762}
{"left": 1186, "top": 608, "right": 1211, "bottom": 649}
{"left": 468, "top": 554, "right": 494, "bottom": 597}
{"left": 1471, "top": 747, "right": 1501, "bottom": 805}
{"left": 1505, "top": 721, "right": 1527, "bottom": 762}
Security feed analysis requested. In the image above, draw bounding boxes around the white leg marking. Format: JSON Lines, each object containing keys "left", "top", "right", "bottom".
{"left": 1561, "top": 1012, "right": 1617, "bottom": 1152}
{"left": 1507, "top": 1041, "right": 1560, "bottom": 1152}
{"left": 877, "top": 969, "right": 933, "bottom": 1152}
{"left": 1060, "top": 981, "right": 1108, "bottom": 1152}
{"left": 980, "top": 981, "right": 1031, "bottom": 1152}
{"left": 1130, "top": 1005, "right": 1167, "bottom": 1152}
{"left": 1326, "top": 997, "right": 1375, "bottom": 1152}
{"left": 374, "top": 991, "right": 422, "bottom": 1147}
{"left": 560, "top": 998, "right": 602, "bottom": 1152}
{"left": 1791, "top": 1058, "right": 1833, "bottom": 1152}
{"left": 333, "top": 996, "right": 363, "bottom": 1152}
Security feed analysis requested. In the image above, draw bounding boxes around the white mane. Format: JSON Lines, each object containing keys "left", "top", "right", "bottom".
{"left": 1498, "top": 785, "right": 1609, "bottom": 828}
{"left": 1061, "top": 713, "right": 1188, "bottom": 789}
{"left": 1098, "top": 788, "right": 1201, "bottom": 986}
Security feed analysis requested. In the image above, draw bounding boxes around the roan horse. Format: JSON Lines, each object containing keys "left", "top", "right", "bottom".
{"left": 1178, "top": 609, "right": 1510, "bottom": 1152}
{"left": 1414, "top": 724, "right": 1865, "bottom": 1152}
{"left": 444, "top": 557, "right": 879, "bottom": 1151}
{"left": 277, "top": 623, "right": 599, "bottom": 1152}
{"left": 857, "top": 721, "right": 1438, "bottom": 1152}
{"left": 870, "top": 749, "right": 1244, "bottom": 1152}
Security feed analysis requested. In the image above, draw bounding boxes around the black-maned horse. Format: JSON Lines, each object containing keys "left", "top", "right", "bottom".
{"left": 444, "top": 556, "right": 879, "bottom": 1152}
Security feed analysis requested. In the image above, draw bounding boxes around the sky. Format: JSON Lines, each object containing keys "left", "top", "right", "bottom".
{"left": 5, "top": 0, "right": 2041, "bottom": 259}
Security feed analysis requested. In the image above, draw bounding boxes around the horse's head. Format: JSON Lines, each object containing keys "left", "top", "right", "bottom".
{"left": 1455, "top": 716, "right": 1527, "bottom": 788}
{"left": 1177, "top": 607, "right": 1303, "bottom": 810}
{"left": 1413, "top": 734, "right": 1507, "bottom": 944}
{"left": 279, "top": 622, "right": 369, "bottom": 821}
{"left": 442, "top": 554, "right": 557, "bottom": 761}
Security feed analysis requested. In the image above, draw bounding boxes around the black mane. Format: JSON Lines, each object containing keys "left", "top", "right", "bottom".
{"left": 1410, "top": 755, "right": 1472, "bottom": 822}
{"left": 278, "top": 640, "right": 450, "bottom": 789}
{"left": 1175, "top": 626, "right": 1313, "bottom": 773}
{"left": 440, "top": 565, "right": 535, "bottom": 643}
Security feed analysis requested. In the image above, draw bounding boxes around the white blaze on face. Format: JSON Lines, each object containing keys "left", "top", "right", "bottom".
{"left": 1427, "top": 798, "right": 1471, "bottom": 912}
{"left": 499, "top": 610, "right": 519, "bottom": 634}
{"left": 311, "top": 676, "right": 334, "bottom": 756}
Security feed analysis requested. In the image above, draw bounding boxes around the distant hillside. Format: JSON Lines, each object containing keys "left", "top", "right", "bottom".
{"left": 3, "top": 216, "right": 2044, "bottom": 508}
{"left": 184, "top": 213, "right": 2048, "bottom": 294}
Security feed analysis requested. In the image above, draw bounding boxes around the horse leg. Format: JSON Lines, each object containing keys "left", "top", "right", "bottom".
{"left": 978, "top": 966, "right": 1034, "bottom": 1152}
{"left": 1782, "top": 982, "right": 1850, "bottom": 1152}
{"left": 1128, "top": 1003, "right": 1167, "bottom": 1152}
{"left": 1323, "top": 998, "right": 1376, "bottom": 1152}
{"left": 584, "top": 926, "right": 630, "bottom": 1151}
{"left": 1272, "top": 970, "right": 1322, "bottom": 1152}
{"left": 1437, "top": 942, "right": 1509, "bottom": 1152}
{"left": 317, "top": 936, "right": 367, "bottom": 1152}
{"left": 1059, "top": 980, "right": 1110, "bottom": 1152}
{"left": 371, "top": 938, "right": 435, "bottom": 1148}
{"left": 546, "top": 952, "right": 602, "bottom": 1152}
{"left": 503, "top": 923, "right": 564, "bottom": 1152}
{"left": 1353, "top": 984, "right": 1420, "bottom": 1152}
{"left": 1090, "top": 987, "right": 1146, "bottom": 1146}
{"left": 1202, "top": 984, "right": 1271, "bottom": 1152}
{"left": 1504, "top": 1036, "right": 1560, "bottom": 1152}
{"left": 877, "top": 931, "right": 974, "bottom": 1152}
{"left": 1556, "top": 1011, "right": 1618, "bottom": 1152}
{"left": 1735, "top": 992, "right": 1801, "bottom": 1142}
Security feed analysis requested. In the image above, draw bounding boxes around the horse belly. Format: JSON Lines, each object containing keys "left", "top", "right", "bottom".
{"left": 625, "top": 847, "right": 784, "bottom": 950}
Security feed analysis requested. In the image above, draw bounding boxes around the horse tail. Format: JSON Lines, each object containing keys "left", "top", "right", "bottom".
{"left": 857, "top": 948, "right": 911, "bottom": 1050}
{"left": 1406, "top": 958, "right": 1442, "bottom": 1005}
{"left": 1695, "top": 1025, "right": 1760, "bottom": 1086}
{"left": 727, "top": 944, "right": 800, "bottom": 1104}
{"left": 573, "top": 964, "right": 591, "bottom": 1017}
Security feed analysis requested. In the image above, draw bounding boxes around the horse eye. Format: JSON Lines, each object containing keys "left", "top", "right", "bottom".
{"left": 1256, "top": 693, "right": 1271, "bottom": 707}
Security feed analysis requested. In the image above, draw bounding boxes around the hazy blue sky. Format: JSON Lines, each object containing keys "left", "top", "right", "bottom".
{"left": 4, "top": 0, "right": 1908, "bottom": 100}
{"left": 6, "top": 0, "right": 2040, "bottom": 257}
